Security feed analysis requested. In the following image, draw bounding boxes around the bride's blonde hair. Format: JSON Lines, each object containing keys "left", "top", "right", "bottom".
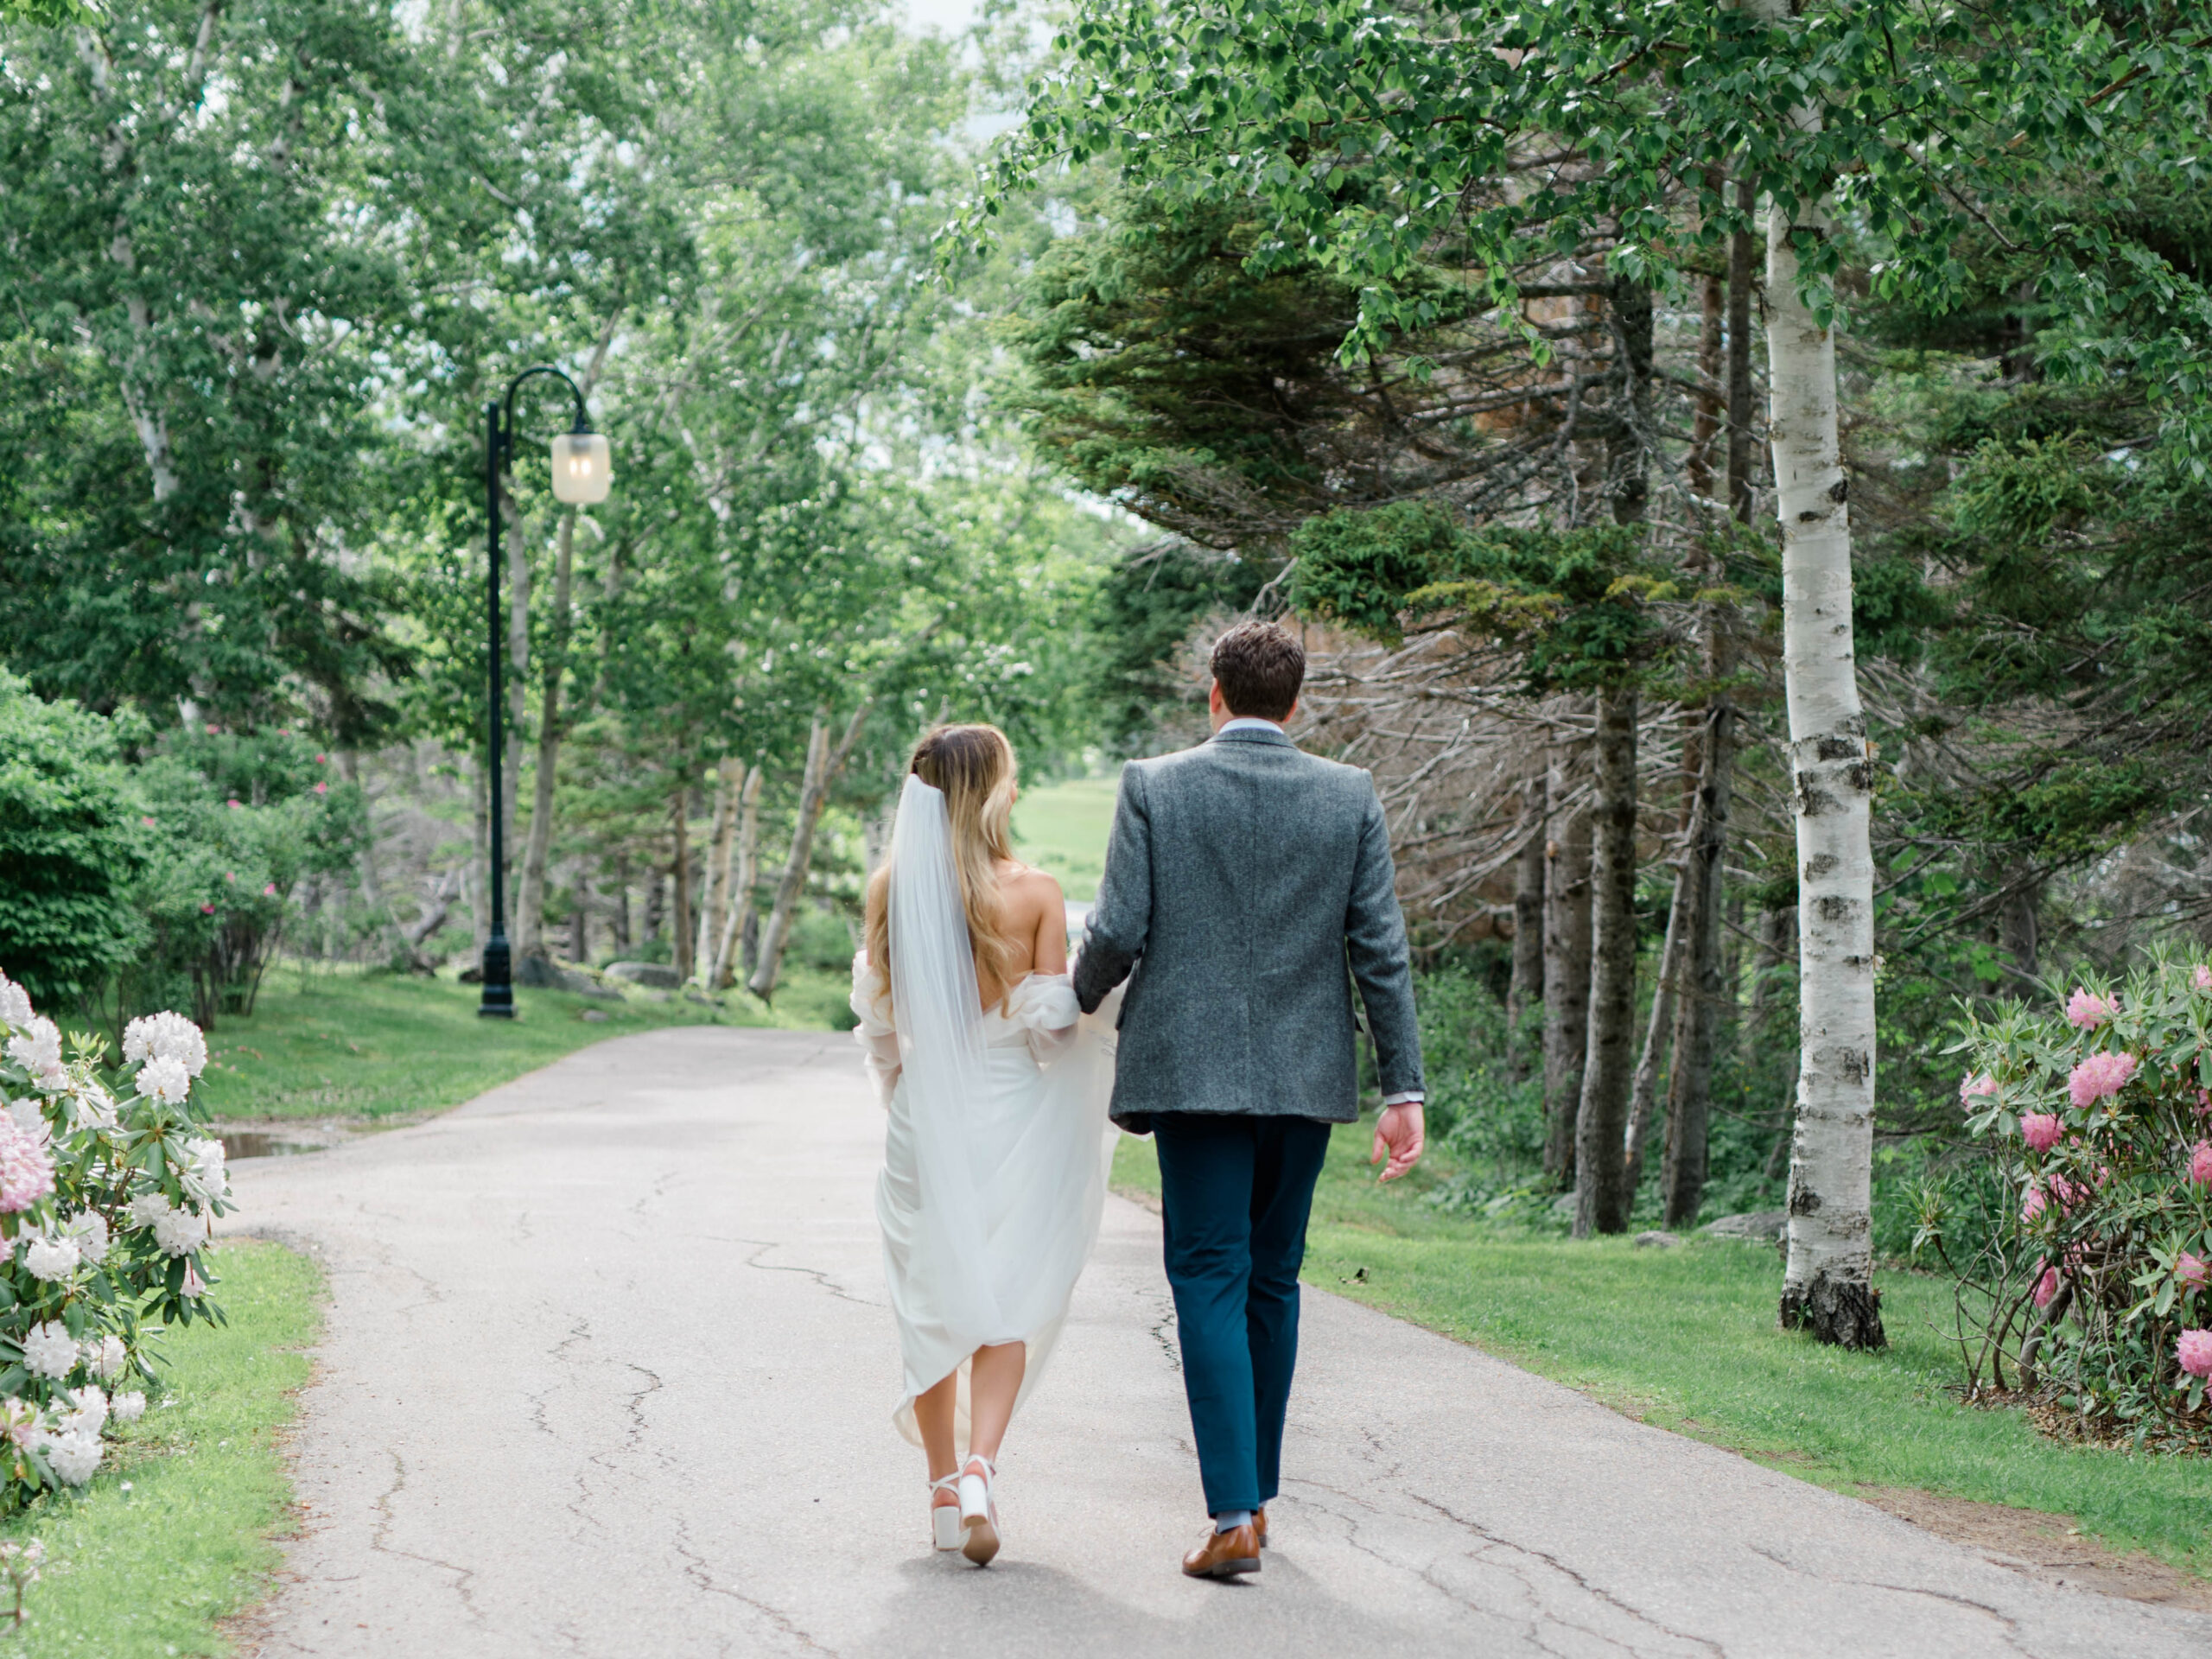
{"left": 865, "top": 723, "right": 1020, "bottom": 1007}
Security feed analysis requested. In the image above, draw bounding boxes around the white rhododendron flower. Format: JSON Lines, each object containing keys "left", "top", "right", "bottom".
{"left": 55, "top": 1384, "right": 106, "bottom": 1438}
{"left": 3, "top": 1016, "right": 62, "bottom": 1084}
{"left": 111, "top": 1390, "right": 146, "bottom": 1424}
{"left": 136, "top": 1053, "right": 192, "bottom": 1105}
{"left": 85, "top": 1333, "right": 127, "bottom": 1381}
{"left": 63, "top": 1210, "right": 110, "bottom": 1267}
{"left": 3, "top": 1100, "right": 48, "bottom": 1151}
{"left": 181, "top": 1137, "right": 229, "bottom": 1205}
{"left": 22, "top": 1235, "right": 79, "bottom": 1283}
{"left": 0, "top": 973, "right": 31, "bottom": 1031}
{"left": 127, "top": 1192, "right": 170, "bottom": 1230}
{"left": 20, "top": 1321, "right": 77, "bottom": 1380}
{"left": 44, "top": 1429, "right": 102, "bottom": 1486}
{"left": 152, "top": 1205, "right": 207, "bottom": 1258}
{"left": 123, "top": 1011, "right": 207, "bottom": 1077}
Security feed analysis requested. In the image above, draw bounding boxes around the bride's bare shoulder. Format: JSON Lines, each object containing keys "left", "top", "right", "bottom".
{"left": 996, "top": 861, "right": 1065, "bottom": 915}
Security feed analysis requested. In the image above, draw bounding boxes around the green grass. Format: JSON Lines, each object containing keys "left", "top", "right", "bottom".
{"left": 1013, "top": 773, "right": 1121, "bottom": 902}
{"left": 1111, "top": 1128, "right": 2212, "bottom": 1576}
{"left": 195, "top": 961, "right": 851, "bottom": 1122}
{"left": 1, "top": 1239, "right": 323, "bottom": 1656}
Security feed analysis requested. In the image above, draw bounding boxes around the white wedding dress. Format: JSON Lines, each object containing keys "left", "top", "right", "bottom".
{"left": 850, "top": 777, "right": 1119, "bottom": 1450}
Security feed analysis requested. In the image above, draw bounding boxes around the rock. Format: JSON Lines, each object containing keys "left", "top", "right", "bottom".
{"left": 517, "top": 955, "right": 619, "bottom": 996}
{"left": 457, "top": 964, "right": 483, "bottom": 984}
{"left": 605, "top": 961, "right": 683, "bottom": 990}
{"left": 579, "top": 1008, "right": 611, "bottom": 1023}
{"left": 1633, "top": 1230, "right": 1681, "bottom": 1249}
{"left": 1702, "top": 1208, "right": 1789, "bottom": 1242}
{"left": 1550, "top": 1192, "right": 1577, "bottom": 1218}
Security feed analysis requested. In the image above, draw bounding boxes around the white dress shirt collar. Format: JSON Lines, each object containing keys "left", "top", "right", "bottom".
{"left": 1217, "top": 716, "right": 1284, "bottom": 736}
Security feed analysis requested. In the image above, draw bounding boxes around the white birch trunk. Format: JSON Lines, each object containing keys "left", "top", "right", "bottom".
{"left": 694, "top": 758, "right": 742, "bottom": 986}
{"left": 747, "top": 703, "right": 872, "bottom": 1001}
{"left": 709, "top": 766, "right": 763, "bottom": 990}
{"left": 1765, "top": 169, "right": 1885, "bottom": 1348}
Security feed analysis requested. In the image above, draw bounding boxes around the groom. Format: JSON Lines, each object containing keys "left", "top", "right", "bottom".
{"left": 1073, "top": 620, "right": 1426, "bottom": 1580}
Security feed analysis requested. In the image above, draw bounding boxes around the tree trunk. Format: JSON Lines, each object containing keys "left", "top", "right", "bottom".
{"left": 1507, "top": 772, "right": 1548, "bottom": 1075}
{"left": 1688, "top": 181, "right": 1726, "bottom": 504}
{"left": 470, "top": 753, "right": 490, "bottom": 961}
{"left": 514, "top": 506, "right": 580, "bottom": 963}
{"left": 1624, "top": 841, "right": 1692, "bottom": 1203}
{"left": 611, "top": 853, "right": 632, "bottom": 953}
{"left": 710, "top": 765, "right": 763, "bottom": 990}
{"left": 642, "top": 868, "right": 664, "bottom": 944}
{"left": 1541, "top": 743, "right": 1593, "bottom": 1186}
{"left": 1574, "top": 684, "right": 1639, "bottom": 1237}
{"left": 671, "top": 787, "right": 695, "bottom": 984}
{"left": 1662, "top": 674, "right": 1736, "bottom": 1228}
{"left": 695, "top": 758, "right": 742, "bottom": 984}
{"left": 569, "top": 864, "right": 590, "bottom": 964}
{"left": 1999, "top": 867, "right": 2040, "bottom": 988}
{"left": 748, "top": 702, "right": 872, "bottom": 1001}
{"left": 1762, "top": 104, "right": 1885, "bottom": 1347}
{"left": 1726, "top": 175, "right": 1759, "bottom": 525}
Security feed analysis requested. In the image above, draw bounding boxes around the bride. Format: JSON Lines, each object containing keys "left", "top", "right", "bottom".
{"left": 849, "top": 724, "right": 1116, "bottom": 1567}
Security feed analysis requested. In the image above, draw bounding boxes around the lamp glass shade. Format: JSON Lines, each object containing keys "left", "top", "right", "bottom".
{"left": 549, "top": 430, "right": 612, "bottom": 504}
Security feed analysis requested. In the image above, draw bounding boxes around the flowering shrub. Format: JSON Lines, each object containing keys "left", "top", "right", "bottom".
{"left": 1948, "top": 955, "right": 2212, "bottom": 1446}
{"left": 0, "top": 971, "right": 232, "bottom": 1512}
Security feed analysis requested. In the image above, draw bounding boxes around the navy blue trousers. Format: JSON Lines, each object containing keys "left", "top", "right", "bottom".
{"left": 1151, "top": 1112, "right": 1333, "bottom": 1516}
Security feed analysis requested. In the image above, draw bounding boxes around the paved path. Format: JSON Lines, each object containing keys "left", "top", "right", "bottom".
{"left": 226, "top": 1027, "right": 2209, "bottom": 1658}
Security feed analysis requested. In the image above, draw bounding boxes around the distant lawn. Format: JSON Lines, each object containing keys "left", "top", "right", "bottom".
{"left": 0, "top": 1239, "right": 321, "bottom": 1657}
{"left": 194, "top": 960, "right": 850, "bottom": 1122}
{"left": 1013, "top": 773, "right": 1120, "bottom": 902}
{"left": 1110, "top": 1129, "right": 2212, "bottom": 1579}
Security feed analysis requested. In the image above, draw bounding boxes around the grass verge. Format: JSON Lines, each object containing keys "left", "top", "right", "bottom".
{"left": 194, "top": 961, "right": 849, "bottom": 1122}
{"left": 1110, "top": 1128, "right": 2212, "bottom": 1578}
{"left": 0, "top": 1239, "right": 323, "bottom": 1656}
{"left": 1013, "top": 773, "right": 1120, "bottom": 903}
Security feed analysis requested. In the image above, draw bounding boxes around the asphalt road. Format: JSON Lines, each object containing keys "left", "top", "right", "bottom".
{"left": 225, "top": 1026, "right": 2210, "bottom": 1658}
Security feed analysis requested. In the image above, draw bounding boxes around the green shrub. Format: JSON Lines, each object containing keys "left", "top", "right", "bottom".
{"left": 0, "top": 672, "right": 145, "bottom": 1008}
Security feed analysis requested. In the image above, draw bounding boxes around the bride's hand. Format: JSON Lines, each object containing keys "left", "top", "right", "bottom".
{"left": 1370, "top": 1103, "right": 1424, "bottom": 1182}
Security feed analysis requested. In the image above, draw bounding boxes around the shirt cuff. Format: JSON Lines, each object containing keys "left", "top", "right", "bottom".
{"left": 1381, "top": 1091, "right": 1424, "bottom": 1108}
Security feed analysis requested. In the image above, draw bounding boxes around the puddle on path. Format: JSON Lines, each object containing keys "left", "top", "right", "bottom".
{"left": 212, "top": 1121, "right": 357, "bottom": 1160}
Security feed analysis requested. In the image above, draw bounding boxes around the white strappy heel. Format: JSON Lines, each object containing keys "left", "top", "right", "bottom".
{"left": 957, "top": 1454, "right": 1000, "bottom": 1566}
{"left": 929, "top": 1473, "right": 963, "bottom": 1552}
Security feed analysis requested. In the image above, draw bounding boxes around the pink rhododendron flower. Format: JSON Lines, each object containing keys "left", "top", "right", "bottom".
{"left": 2196, "top": 964, "right": 2212, "bottom": 993}
{"left": 2066, "top": 988, "right": 2118, "bottom": 1028}
{"left": 1961, "top": 1071, "right": 1999, "bottom": 1103}
{"left": 2180, "top": 1330, "right": 2212, "bottom": 1380}
{"left": 0, "top": 1116, "right": 54, "bottom": 1213}
{"left": 263, "top": 883, "right": 276, "bottom": 896}
{"left": 2177, "top": 1254, "right": 2209, "bottom": 1291}
{"left": 2021, "top": 1113, "right": 2063, "bottom": 1152}
{"left": 2021, "top": 1185, "right": 2047, "bottom": 1224}
{"left": 2191, "top": 1141, "right": 2212, "bottom": 1185}
{"left": 2068, "top": 1050, "right": 2138, "bottom": 1110}
{"left": 2032, "top": 1266, "right": 2060, "bottom": 1308}
{"left": 315, "top": 753, "right": 327, "bottom": 764}
{"left": 200, "top": 903, "right": 216, "bottom": 914}
{"left": 140, "top": 816, "right": 156, "bottom": 828}
{"left": 314, "top": 781, "right": 327, "bottom": 795}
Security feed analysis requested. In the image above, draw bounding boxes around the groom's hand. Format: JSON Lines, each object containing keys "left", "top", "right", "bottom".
{"left": 1370, "top": 1103, "right": 1424, "bottom": 1182}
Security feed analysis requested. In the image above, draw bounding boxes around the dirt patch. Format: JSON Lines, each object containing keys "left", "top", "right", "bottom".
{"left": 1853, "top": 1486, "right": 2212, "bottom": 1611}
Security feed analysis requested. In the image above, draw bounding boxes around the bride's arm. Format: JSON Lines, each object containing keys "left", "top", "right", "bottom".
{"left": 848, "top": 952, "right": 901, "bottom": 1105}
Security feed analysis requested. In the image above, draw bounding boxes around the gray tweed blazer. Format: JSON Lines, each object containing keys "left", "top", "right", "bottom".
{"left": 1071, "top": 726, "right": 1425, "bottom": 1132}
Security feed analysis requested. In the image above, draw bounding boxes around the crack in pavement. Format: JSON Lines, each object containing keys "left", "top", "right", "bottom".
{"left": 736, "top": 1240, "right": 875, "bottom": 1306}
{"left": 1745, "top": 1541, "right": 2034, "bottom": 1657}
{"left": 369, "top": 1450, "right": 485, "bottom": 1624}
{"left": 671, "top": 1515, "right": 841, "bottom": 1657}
{"left": 1408, "top": 1490, "right": 1725, "bottom": 1659}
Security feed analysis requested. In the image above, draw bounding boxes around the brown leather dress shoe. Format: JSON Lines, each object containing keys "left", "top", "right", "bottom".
{"left": 1255, "top": 1508, "right": 1268, "bottom": 1549}
{"left": 1182, "top": 1522, "right": 1262, "bottom": 1580}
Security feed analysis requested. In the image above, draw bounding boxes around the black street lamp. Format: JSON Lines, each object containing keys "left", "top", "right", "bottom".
{"left": 480, "top": 367, "right": 612, "bottom": 1019}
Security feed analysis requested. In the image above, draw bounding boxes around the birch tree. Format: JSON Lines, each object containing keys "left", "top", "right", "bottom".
{"left": 992, "top": 0, "right": 2212, "bottom": 1344}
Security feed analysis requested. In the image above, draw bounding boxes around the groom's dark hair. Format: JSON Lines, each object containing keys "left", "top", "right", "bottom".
{"left": 1211, "top": 620, "right": 1305, "bottom": 721}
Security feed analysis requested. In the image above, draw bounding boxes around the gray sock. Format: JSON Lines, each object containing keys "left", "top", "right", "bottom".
{"left": 1214, "top": 1509, "right": 1253, "bottom": 1534}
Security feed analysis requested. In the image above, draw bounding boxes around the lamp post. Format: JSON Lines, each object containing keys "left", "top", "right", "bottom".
{"left": 480, "top": 366, "right": 613, "bottom": 1019}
